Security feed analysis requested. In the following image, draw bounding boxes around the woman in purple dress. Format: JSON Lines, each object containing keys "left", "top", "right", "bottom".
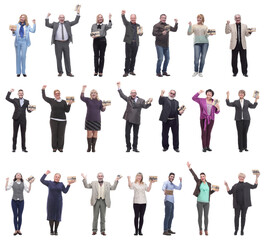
{"left": 192, "top": 89, "right": 220, "bottom": 152}
{"left": 40, "top": 170, "right": 74, "bottom": 235}
{"left": 81, "top": 85, "right": 106, "bottom": 152}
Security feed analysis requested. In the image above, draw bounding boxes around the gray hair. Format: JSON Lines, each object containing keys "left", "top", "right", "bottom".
{"left": 234, "top": 14, "right": 241, "bottom": 19}
{"left": 238, "top": 173, "right": 246, "bottom": 178}
{"left": 97, "top": 172, "right": 104, "bottom": 177}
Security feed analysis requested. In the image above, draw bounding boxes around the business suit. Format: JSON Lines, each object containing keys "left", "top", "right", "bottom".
{"left": 6, "top": 91, "right": 31, "bottom": 151}
{"left": 45, "top": 15, "right": 80, "bottom": 75}
{"left": 82, "top": 179, "right": 118, "bottom": 233}
{"left": 159, "top": 96, "right": 181, "bottom": 150}
{"left": 225, "top": 23, "right": 251, "bottom": 75}
{"left": 118, "top": 89, "right": 151, "bottom": 150}
{"left": 226, "top": 99, "right": 257, "bottom": 150}
{"left": 121, "top": 15, "right": 142, "bottom": 74}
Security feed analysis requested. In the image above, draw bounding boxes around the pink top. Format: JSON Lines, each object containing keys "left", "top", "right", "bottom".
{"left": 192, "top": 93, "right": 220, "bottom": 131}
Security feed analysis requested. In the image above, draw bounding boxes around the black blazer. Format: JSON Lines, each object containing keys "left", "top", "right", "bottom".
{"left": 228, "top": 182, "right": 257, "bottom": 208}
{"left": 45, "top": 15, "right": 80, "bottom": 44}
{"left": 226, "top": 99, "right": 257, "bottom": 120}
{"left": 159, "top": 96, "right": 180, "bottom": 122}
{"left": 189, "top": 168, "right": 215, "bottom": 201}
{"left": 122, "top": 15, "right": 142, "bottom": 46}
{"left": 6, "top": 92, "right": 31, "bottom": 120}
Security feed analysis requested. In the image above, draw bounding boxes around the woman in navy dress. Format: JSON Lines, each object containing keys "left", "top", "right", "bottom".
{"left": 81, "top": 85, "right": 106, "bottom": 152}
{"left": 40, "top": 170, "right": 74, "bottom": 235}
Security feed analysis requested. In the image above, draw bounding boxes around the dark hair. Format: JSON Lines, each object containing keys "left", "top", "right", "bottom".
{"left": 18, "top": 89, "right": 23, "bottom": 92}
{"left": 160, "top": 14, "right": 167, "bottom": 18}
{"left": 200, "top": 172, "right": 206, "bottom": 176}
{"left": 13, "top": 173, "right": 24, "bottom": 182}
{"left": 205, "top": 89, "right": 214, "bottom": 97}
{"left": 169, "top": 172, "right": 175, "bottom": 177}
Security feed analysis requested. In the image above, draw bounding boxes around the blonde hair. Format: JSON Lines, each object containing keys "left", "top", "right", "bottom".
{"left": 197, "top": 14, "right": 205, "bottom": 24}
{"left": 54, "top": 89, "right": 60, "bottom": 95}
{"left": 134, "top": 172, "right": 144, "bottom": 184}
{"left": 18, "top": 14, "right": 29, "bottom": 26}
{"left": 238, "top": 90, "right": 246, "bottom": 96}
{"left": 238, "top": 173, "right": 246, "bottom": 178}
{"left": 96, "top": 14, "right": 104, "bottom": 23}
{"left": 90, "top": 89, "right": 100, "bottom": 100}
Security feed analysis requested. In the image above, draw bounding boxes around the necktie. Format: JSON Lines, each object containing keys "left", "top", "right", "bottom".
{"left": 237, "top": 24, "right": 240, "bottom": 43}
{"left": 61, "top": 23, "right": 64, "bottom": 40}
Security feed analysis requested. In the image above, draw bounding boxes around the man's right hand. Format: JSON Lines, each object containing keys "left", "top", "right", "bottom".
{"left": 47, "top": 13, "right": 51, "bottom": 17}
{"left": 10, "top": 89, "right": 14, "bottom": 92}
{"left": 161, "top": 90, "right": 165, "bottom": 96}
{"left": 81, "top": 173, "right": 86, "bottom": 179}
{"left": 226, "top": 91, "right": 230, "bottom": 97}
{"left": 45, "top": 170, "right": 51, "bottom": 175}
{"left": 117, "top": 82, "right": 121, "bottom": 88}
{"left": 187, "top": 162, "right": 191, "bottom": 169}
{"left": 227, "top": 20, "right": 230, "bottom": 25}
{"left": 162, "top": 30, "right": 167, "bottom": 35}
{"left": 42, "top": 85, "right": 47, "bottom": 90}
{"left": 121, "top": 10, "right": 126, "bottom": 15}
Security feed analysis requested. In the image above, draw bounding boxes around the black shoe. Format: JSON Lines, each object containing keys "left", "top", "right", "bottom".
{"left": 50, "top": 231, "right": 54, "bottom": 235}
{"left": 13, "top": 232, "right": 18, "bottom": 236}
{"left": 234, "top": 230, "right": 238, "bottom": 235}
{"left": 99, "top": 73, "right": 103, "bottom": 77}
{"left": 156, "top": 73, "right": 163, "bottom": 77}
{"left": 244, "top": 148, "right": 249, "bottom": 151}
{"left": 129, "top": 72, "right": 136, "bottom": 76}
{"left": 240, "top": 231, "right": 244, "bottom": 236}
{"left": 243, "top": 74, "right": 248, "bottom": 77}
{"left": 58, "top": 73, "right": 63, "bottom": 77}
{"left": 163, "top": 148, "right": 168, "bottom": 152}
{"left": 67, "top": 73, "right": 74, "bottom": 77}
{"left": 22, "top": 149, "right": 28, "bottom": 153}
{"left": 54, "top": 232, "right": 58, "bottom": 236}
{"left": 134, "top": 230, "right": 138, "bottom": 236}
{"left": 17, "top": 74, "right": 21, "bottom": 77}
{"left": 17, "top": 231, "right": 22, "bottom": 235}
{"left": 94, "top": 72, "right": 98, "bottom": 76}
{"left": 233, "top": 73, "right": 237, "bottom": 77}
{"left": 12, "top": 149, "right": 16, "bottom": 152}
{"left": 239, "top": 149, "right": 243, "bottom": 152}
{"left": 203, "top": 148, "right": 207, "bottom": 152}
{"left": 133, "top": 149, "right": 140, "bottom": 153}
{"left": 163, "top": 231, "right": 171, "bottom": 235}
{"left": 53, "top": 149, "right": 57, "bottom": 152}
{"left": 23, "top": 74, "right": 27, "bottom": 77}
{"left": 58, "top": 149, "right": 63, "bottom": 152}
{"left": 206, "top": 147, "right": 212, "bottom": 151}
{"left": 126, "top": 148, "right": 131, "bottom": 152}
{"left": 168, "top": 230, "right": 175, "bottom": 234}
{"left": 139, "top": 231, "right": 143, "bottom": 236}
{"left": 123, "top": 73, "right": 129, "bottom": 77}
{"left": 163, "top": 72, "right": 170, "bottom": 76}
{"left": 174, "top": 149, "right": 180, "bottom": 152}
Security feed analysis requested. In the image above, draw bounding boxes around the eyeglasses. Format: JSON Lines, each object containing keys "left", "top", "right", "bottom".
{"left": 170, "top": 92, "right": 176, "bottom": 96}
{"left": 131, "top": 92, "right": 137, "bottom": 94}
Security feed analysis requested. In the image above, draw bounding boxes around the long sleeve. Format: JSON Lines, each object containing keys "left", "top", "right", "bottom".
{"left": 29, "top": 24, "right": 36, "bottom": 33}
{"left": 24, "top": 182, "right": 30, "bottom": 193}
{"left": 248, "top": 100, "right": 258, "bottom": 109}
{"left": 162, "top": 182, "right": 167, "bottom": 191}
{"left": 159, "top": 96, "right": 165, "bottom": 105}
{"left": 245, "top": 25, "right": 251, "bottom": 37}
{"left": 62, "top": 183, "right": 70, "bottom": 194}
{"left": 64, "top": 101, "right": 71, "bottom": 113}
{"left": 228, "top": 185, "right": 235, "bottom": 195}
{"left": 173, "top": 181, "right": 182, "bottom": 190}
{"left": 247, "top": 183, "right": 258, "bottom": 189}
{"left": 226, "top": 99, "right": 236, "bottom": 107}
{"left": 5, "top": 91, "right": 14, "bottom": 103}
{"left": 187, "top": 25, "right": 193, "bottom": 35}
{"left": 69, "top": 15, "right": 80, "bottom": 26}
{"left": 118, "top": 89, "right": 128, "bottom": 102}
{"left": 121, "top": 15, "right": 129, "bottom": 26}
{"left": 110, "top": 180, "right": 118, "bottom": 190}
{"left": 225, "top": 23, "right": 231, "bottom": 34}
{"left": 83, "top": 179, "right": 92, "bottom": 189}
{"left": 42, "top": 89, "right": 53, "bottom": 104}
{"left": 6, "top": 182, "right": 13, "bottom": 191}
{"left": 192, "top": 92, "right": 201, "bottom": 104}
{"left": 152, "top": 24, "right": 162, "bottom": 36}
{"left": 45, "top": 18, "right": 54, "bottom": 28}
{"left": 189, "top": 168, "right": 199, "bottom": 182}
{"left": 40, "top": 174, "right": 50, "bottom": 187}
{"left": 106, "top": 21, "right": 112, "bottom": 30}
{"left": 80, "top": 92, "right": 89, "bottom": 102}
{"left": 132, "top": 99, "right": 151, "bottom": 109}
{"left": 170, "top": 23, "right": 178, "bottom": 32}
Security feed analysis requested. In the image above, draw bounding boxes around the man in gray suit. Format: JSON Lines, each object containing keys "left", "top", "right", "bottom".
{"left": 81, "top": 172, "right": 122, "bottom": 236}
{"left": 45, "top": 9, "right": 80, "bottom": 77}
{"left": 117, "top": 82, "right": 152, "bottom": 152}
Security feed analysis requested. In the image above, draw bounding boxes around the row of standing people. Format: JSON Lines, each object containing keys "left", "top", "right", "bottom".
{"left": 5, "top": 83, "right": 259, "bottom": 153}
{"left": 5, "top": 163, "right": 259, "bottom": 236}
{"left": 11, "top": 11, "right": 252, "bottom": 77}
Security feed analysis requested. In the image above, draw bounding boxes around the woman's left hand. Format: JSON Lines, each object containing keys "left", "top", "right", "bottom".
{"left": 32, "top": 19, "right": 36, "bottom": 24}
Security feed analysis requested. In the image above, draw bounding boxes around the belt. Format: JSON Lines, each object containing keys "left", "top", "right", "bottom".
{"left": 168, "top": 118, "right": 175, "bottom": 120}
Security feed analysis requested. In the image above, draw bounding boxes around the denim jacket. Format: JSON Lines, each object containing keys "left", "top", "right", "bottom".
{"left": 13, "top": 24, "right": 36, "bottom": 47}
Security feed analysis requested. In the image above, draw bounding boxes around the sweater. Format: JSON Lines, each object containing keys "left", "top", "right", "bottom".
{"left": 91, "top": 21, "right": 112, "bottom": 38}
{"left": 188, "top": 24, "right": 209, "bottom": 44}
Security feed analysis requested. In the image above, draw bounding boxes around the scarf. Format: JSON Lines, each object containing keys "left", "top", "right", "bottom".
{"left": 19, "top": 22, "right": 26, "bottom": 38}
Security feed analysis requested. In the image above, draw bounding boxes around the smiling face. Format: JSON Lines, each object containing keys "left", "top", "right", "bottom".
{"left": 54, "top": 90, "right": 61, "bottom": 100}
{"left": 200, "top": 174, "right": 206, "bottom": 182}
{"left": 54, "top": 173, "right": 61, "bottom": 182}
{"left": 15, "top": 173, "right": 22, "bottom": 181}
{"left": 18, "top": 90, "right": 24, "bottom": 99}
{"left": 130, "top": 90, "right": 137, "bottom": 99}
{"left": 197, "top": 16, "right": 202, "bottom": 24}
{"left": 235, "top": 15, "right": 241, "bottom": 24}
{"left": 160, "top": 14, "right": 167, "bottom": 23}
{"left": 130, "top": 14, "right": 136, "bottom": 24}
{"left": 97, "top": 14, "right": 103, "bottom": 24}
{"left": 90, "top": 90, "right": 98, "bottom": 99}
{"left": 97, "top": 173, "right": 104, "bottom": 182}
{"left": 238, "top": 91, "right": 245, "bottom": 99}
{"left": 168, "top": 174, "right": 175, "bottom": 182}
{"left": 206, "top": 91, "right": 213, "bottom": 100}
{"left": 136, "top": 173, "right": 143, "bottom": 183}
{"left": 169, "top": 90, "right": 176, "bottom": 98}
{"left": 58, "top": 14, "right": 65, "bottom": 23}
{"left": 20, "top": 15, "right": 26, "bottom": 23}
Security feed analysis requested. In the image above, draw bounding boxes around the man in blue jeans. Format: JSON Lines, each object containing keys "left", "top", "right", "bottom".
{"left": 162, "top": 173, "right": 182, "bottom": 235}
{"left": 152, "top": 14, "right": 178, "bottom": 77}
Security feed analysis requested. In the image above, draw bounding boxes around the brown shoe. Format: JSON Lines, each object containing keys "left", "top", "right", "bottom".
{"left": 101, "top": 232, "right": 106, "bottom": 236}
{"left": 92, "top": 232, "right": 97, "bottom": 235}
{"left": 123, "top": 73, "right": 129, "bottom": 77}
{"left": 163, "top": 231, "right": 171, "bottom": 235}
{"left": 67, "top": 73, "right": 74, "bottom": 77}
{"left": 205, "top": 230, "right": 208, "bottom": 236}
{"left": 199, "top": 230, "right": 203, "bottom": 235}
{"left": 168, "top": 230, "right": 175, "bottom": 234}
{"left": 129, "top": 72, "right": 136, "bottom": 76}
{"left": 163, "top": 72, "right": 170, "bottom": 76}
{"left": 58, "top": 73, "right": 63, "bottom": 77}
{"left": 156, "top": 73, "right": 163, "bottom": 77}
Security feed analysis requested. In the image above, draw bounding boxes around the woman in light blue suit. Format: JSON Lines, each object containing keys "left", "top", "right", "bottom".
{"left": 10, "top": 14, "right": 36, "bottom": 77}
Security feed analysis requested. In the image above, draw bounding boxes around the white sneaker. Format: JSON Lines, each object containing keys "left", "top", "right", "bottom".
{"left": 198, "top": 73, "right": 203, "bottom": 77}
{"left": 192, "top": 72, "right": 198, "bottom": 77}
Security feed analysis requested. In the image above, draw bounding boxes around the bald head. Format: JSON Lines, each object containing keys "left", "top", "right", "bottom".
{"left": 58, "top": 14, "right": 65, "bottom": 23}
{"left": 130, "top": 14, "right": 136, "bottom": 24}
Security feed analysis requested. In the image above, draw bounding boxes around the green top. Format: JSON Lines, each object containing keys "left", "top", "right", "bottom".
{"left": 188, "top": 24, "right": 209, "bottom": 44}
{"left": 197, "top": 182, "right": 209, "bottom": 203}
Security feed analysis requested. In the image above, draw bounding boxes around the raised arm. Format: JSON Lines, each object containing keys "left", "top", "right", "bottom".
{"left": 62, "top": 183, "right": 70, "bottom": 194}
{"left": 64, "top": 101, "right": 71, "bottom": 113}
{"left": 5, "top": 90, "right": 15, "bottom": 103}
{"left": 70, "top": 14, "right": 80, "bottom": 26}
{"left": 121, "top": 10, "right": 129, "bottom": 26}
{"left": 174, "top": 177, "right": 182, "bottom": 190}
{"left": 225, "top": 20, "right": 231, "bottom": 34}
{"left": 226, "top": 91, "right": 236, "bottom": 107}
{"left": 29, "top": 20, "right": 36, "bottom": 33}
{"left": 81, "top": 174, "right": 92, "bottom": 188}
{"left": 40, "top": 171, "right": 51, "bottom": 187}
{"left": 110, "top": 180, "right": 118, "bottom": 190}
{"left": 192, "top": 91, "right": 203, "bottom": 103}
{"left": 187, "top": 22, "right": 193, "bottom": 35}
{"left": 127, "top": 176, "right": 133, "bottom": 189}
{"left": 5, "top": 178, "right": 11, "bottom": 191}
{"left": 170, "top": 19, "right": 178, "bottom": 32}
{"left": 42, "top": 85, "right": 53, "bottom": 103}
{"left": 45, "top": 13, "right": 54, "bottom": 28}
{"left": 187, "top": 162, "right": 199, "bottom": 182}
{"left": 248, "top": 100, "right": 258, "bottom": 109}
{"left": 106, "top": 14, "right": 112, "bottom": 30}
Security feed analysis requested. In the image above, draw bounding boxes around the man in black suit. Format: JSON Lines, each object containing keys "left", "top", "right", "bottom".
{"left": 225, "top": 172, "right": 260, "bottom": 236}
{"left": 226, "top": 90, "right": 258, "bottom": 152}
{"left": 159, "top": 90, "right": 184, "bottom": 152}
{"left": 117, "top": 82, "right": 152, "bottom": 152}
{"left": 6, "top": 89, "right": 32, "bottom": 152}
{"left": 45, "top": 9, "right": 80, "bottom": 77}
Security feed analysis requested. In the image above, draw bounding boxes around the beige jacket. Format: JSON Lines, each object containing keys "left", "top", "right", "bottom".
{"left": 83, "top": 179, "right": 118, "bottom": 208}
{"left": 225, "top": 23, "right": 250, "bottom": 50}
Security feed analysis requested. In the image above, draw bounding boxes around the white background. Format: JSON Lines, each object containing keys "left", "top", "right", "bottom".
{"left": 0, "top": 0, "right": 263, "bottom": 239}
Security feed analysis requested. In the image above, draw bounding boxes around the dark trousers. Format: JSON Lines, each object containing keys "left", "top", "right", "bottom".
{"left": 232, "top": 43, "right": 248, "bottom": 75}
{"left": 11, "top": 199, "right": 24, "bottom": 230}
{"left": 125, "top": 121, "right": 139, "bottom": 150}
{"left": 55, "top": 40, "right": 71, "bottom": 74}
{"left": 197, "top": 201, "right": 210, "bottom": 231}
{"left": 93, "top": 37, "right": 107, "bottom": 74}
{"left": 133, "top": 203, "right": 146, "bottom": 233}
{"left": 50, "top": 119, "right": 67, "bottom": 150}
{"left": 13, "top": 118, "right": 26, "bottom": 150}
{"left": 164, "top": 201, "right": 174, "bottom": 231}
{"left": 236, "top": 120, "right": 250, "bottom": 150}
{"left": 124, "top": 42, "right": 138, "bottom": 73}
{"left": 234, "top": 206, "right": 248, "bottom": 232}
{"left": 200, "top": 119, "right": 214, "bottom": 149}
{"left": 162, "top": 119, "right": 179, "bottom": 150}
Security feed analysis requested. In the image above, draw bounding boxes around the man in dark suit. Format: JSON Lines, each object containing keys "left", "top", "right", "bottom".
{"left": 159, "top": 90, "right": 184, "bottom": 152}
{"left": 226, "top": 90, "right": 258, "bottom": 152}
{"left": 117, "top": 82, "right": 152, "bottom": 152}
{"left": 6, "top": 89, "right": 32, "bottom": 152}
{"left": 121, "top": 10, "right": 143, "bottom": 77}
{"left": 45, "top": 9, "right": 80, "bottom": 77}
{"left": 225, "top": 172, "right": 259, "bottom": 236}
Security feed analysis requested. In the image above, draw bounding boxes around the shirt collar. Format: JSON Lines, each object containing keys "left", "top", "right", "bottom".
{"left": 54, "top": 98, "right": 62, "bottom": 102}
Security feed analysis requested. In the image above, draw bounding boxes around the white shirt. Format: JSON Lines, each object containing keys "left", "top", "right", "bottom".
{"left": 55, "top": 22, "right": 69, "bottom": 41}
{"left": 240, "top": 99, "right": 244, "bottom": 119}
{"left": 130, "top": 182, "right": 148, "bottom": 204}
{"left": 97, "top": 182, "right": 105, "bottom": 199}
